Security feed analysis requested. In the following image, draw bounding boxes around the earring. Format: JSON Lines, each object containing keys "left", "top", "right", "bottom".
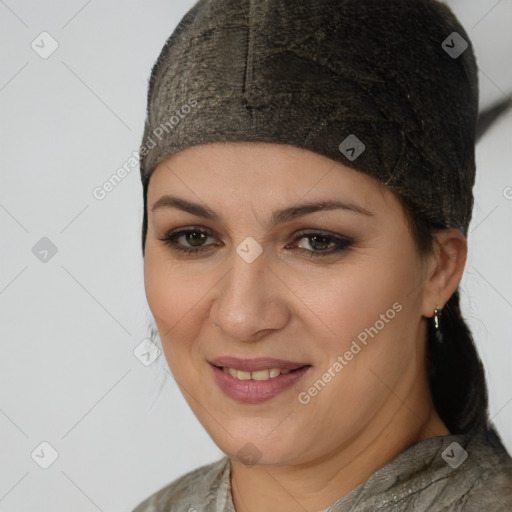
{"left": 433, "top": 301, "right": 443, "bottom": 344}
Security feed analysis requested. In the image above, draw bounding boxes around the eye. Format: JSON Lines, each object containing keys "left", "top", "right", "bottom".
{"left": 158, "top": 227, "right": 353, "bottom": 257}
{"left": 158, "top": 227, "right": 218, "bottom": 255}
{"left": 288, "top": 230, "right": 353, "bottom": 257}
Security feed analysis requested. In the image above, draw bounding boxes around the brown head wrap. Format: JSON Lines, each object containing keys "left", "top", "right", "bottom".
{"left": 139, "top": 0, "right": 478, "bottom": 248}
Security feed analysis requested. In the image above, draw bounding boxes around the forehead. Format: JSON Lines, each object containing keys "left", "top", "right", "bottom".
{"left": 148, "top": 141, "right": 388, "bottom": 205}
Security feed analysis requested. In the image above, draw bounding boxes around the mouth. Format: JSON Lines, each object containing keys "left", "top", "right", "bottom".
{"left": 209, "top": 356, "right": 311, "bottom": 372}
{"left": 208, "top": 356, "right": 312, "bottom": 403}
{"left": 211, "top": 365, "right": 309, "bottom": 381}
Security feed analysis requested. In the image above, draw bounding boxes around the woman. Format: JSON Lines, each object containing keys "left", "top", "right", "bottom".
{"left": 133, "top": 0, "right": 512, "bottom": 510}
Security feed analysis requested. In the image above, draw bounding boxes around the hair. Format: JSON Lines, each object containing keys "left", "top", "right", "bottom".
{"left": 397, "top": 98, "right": 511, "bottom": 437}
{"left": 401, "top": 197, "right": 512, "bottom": 455}
{"left": 142, "top": 179, "right": 149, "bottom": 258}
{"left": 397, "top": 195, "right": 487, "bottom": 435}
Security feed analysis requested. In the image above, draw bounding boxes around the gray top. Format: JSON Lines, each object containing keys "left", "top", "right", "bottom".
{"left": 132, "top": 427, "right": 512, "bottom": 511}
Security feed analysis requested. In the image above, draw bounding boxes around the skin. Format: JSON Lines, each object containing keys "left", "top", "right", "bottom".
{"left": 143, "top": 142, "right": 467, "bottom": 512}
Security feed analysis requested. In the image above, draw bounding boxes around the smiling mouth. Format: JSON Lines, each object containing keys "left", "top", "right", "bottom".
{"left": 219, "top": 366, "right": 292, "bottom": 380}
{"left": 209, "top": 360, "right": 313, "bottom": 403}
{"left": 211, "top": 364, "right": 311, "bottom": 381}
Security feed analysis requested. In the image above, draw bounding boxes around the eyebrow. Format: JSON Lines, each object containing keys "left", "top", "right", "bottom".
{"left": 151, "top": 194, "right": 374, "bottom": 226}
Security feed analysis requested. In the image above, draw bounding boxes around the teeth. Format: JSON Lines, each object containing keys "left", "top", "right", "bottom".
{"left": 222, "top": 367, "right": 293, "bottom": 380}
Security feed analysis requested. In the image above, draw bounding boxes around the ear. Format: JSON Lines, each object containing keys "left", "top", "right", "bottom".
{"left": 420, "top": 228, "right": 467, "bottom": 318}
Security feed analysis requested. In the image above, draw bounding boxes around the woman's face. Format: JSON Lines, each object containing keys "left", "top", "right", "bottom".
{"left": 144, "top": 142, "right": 433, "bottom": 465}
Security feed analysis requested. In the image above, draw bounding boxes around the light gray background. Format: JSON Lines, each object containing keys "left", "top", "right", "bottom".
{"left": 1, "top": 1, "right": 511, "bottom": 511}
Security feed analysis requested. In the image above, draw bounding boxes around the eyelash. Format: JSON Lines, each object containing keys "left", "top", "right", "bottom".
{"left": 158, "top": 227, "right": 353, "bottom": 257}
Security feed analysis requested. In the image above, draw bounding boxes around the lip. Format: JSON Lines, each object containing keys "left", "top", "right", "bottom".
{"left": 209, "top": 357, "right": 312, "bottom": 404}
{"left": 209, "top": 356, "right": 308, "bottom": 372}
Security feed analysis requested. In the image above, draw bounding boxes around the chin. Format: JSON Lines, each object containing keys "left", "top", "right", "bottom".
{"left": 204, "top": 419, "right": 306, "bottom": 466}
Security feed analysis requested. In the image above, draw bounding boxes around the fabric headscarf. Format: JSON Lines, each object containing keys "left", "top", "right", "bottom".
{"left": 139, "top": 0, "right": 478, "bottom": 240}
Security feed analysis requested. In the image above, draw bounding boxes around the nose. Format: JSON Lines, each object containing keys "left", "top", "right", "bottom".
{"left": 209, "top": 248, "right": 291, "bottom": 342}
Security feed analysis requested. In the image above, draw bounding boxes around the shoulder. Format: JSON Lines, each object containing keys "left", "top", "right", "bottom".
{"left": 446, "top": 428, "right": 512, "bottom": 511}
{"left": 131, "top": 457, "right": 231, "bottom": 512}
{"left": 460, "top": 461, "right": 512, "bottom": 511}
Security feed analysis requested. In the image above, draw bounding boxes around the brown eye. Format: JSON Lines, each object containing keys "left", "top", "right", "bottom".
{"left": 289, "top": 231, "right": 353, "bottom": 257}
{"left": 158, "top": 227, "right": 353, "bottom": 258}
{"left": 158, "top": 227, "right": 217, "bottom": 255}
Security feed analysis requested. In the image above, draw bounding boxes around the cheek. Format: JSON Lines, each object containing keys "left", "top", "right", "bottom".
{"left": 143, "top": 247, "right": 199, "bottom": 357}
{"left": 143, "top": 249, "right": 174, "bottom": 323}
{"left": 307, "top": 263, "right": 413, "bottom": 349}
{"left": 303, "top": 241, "right": 422, "bottom": 386}
{"left": 143, "top": 240, "right": 202, "bottom": 324}
{"left": 143, "top": 246, "right": 218, "bottom": 372}
{"left": 293, "top": 259, "right": 421, "bottom": 435}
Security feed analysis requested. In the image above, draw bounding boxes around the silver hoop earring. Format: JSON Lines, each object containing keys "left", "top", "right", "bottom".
{"left": 433, "top": 301, "right": 443, "bottom": 344}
